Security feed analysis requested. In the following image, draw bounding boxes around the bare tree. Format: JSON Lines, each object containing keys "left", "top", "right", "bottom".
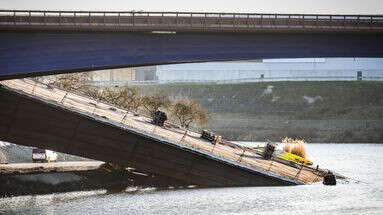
{"left": 50, "top": 72, "right": 91, "bottom": 93}
{"left": 82, "top": 87, "right": 107, "bottom": 101}
{"left": 42, "top": 73, "right": 173, "bottom": 118}
{"left": 101, "top": 87, "right": 121, "bottom": 105}
{"left": 83, "top": 86, "right": 143, "bottom": 113}
{"left": 118, "top": 87, "right": 143, "bottom": 113}
{"left": 141, "top": 92, "right": 171, "bottom": 117}
{"left": 171, "top": 98, "right": 209, "bottom": 130}
{"left": 96, "top": 87, "right": 143, "bottom": 113}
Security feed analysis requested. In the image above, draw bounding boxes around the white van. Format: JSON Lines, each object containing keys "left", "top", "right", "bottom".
{"left": 0, "top": 150, "right": 7, "bottom": 164}
{"left": 32, "top": 148, "right": 57, "bottom": 163}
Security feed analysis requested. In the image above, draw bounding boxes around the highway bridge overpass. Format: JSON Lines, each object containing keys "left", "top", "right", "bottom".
{"left": 0, "top": 10, "right": 383, "bottom": 80}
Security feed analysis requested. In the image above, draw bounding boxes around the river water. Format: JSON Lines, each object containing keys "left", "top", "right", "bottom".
{"left": 1, "top": 144, "right": 383, "bottom": 215}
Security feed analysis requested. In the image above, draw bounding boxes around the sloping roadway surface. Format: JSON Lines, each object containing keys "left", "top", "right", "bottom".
{"left": 0, "top": 79, "right": 322, "bottom": 187}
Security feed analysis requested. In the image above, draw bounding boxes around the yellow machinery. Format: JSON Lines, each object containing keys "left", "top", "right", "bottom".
{"left": 277, "top": 152, "right": 313, "bottom": 166}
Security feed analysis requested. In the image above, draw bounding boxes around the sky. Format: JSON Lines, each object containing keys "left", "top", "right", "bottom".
{"left": 1, "top": 0, "right": 383, "bottom": 15}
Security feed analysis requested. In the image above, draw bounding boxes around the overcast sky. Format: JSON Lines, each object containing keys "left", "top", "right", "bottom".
{"left": 1, "top": 0, "right": 382, "bottom": 14}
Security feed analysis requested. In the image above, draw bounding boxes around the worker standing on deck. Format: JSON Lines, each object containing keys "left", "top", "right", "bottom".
{"left": 323, "top": 171, "right": 336, "bottom": 185}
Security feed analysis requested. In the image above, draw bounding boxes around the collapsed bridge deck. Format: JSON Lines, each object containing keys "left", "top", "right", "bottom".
{"left": 0, "top": 79, "right": 323, "bottom": 186}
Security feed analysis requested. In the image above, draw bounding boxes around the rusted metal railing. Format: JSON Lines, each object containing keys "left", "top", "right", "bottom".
{"left": 0, "top": 10, "right": 382, "bottom": 32}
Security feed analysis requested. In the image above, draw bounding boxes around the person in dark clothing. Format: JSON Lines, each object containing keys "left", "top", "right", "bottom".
{"left": 323, "top": 171, "right": 337, "bottom": 185}
{"left": 153, "top": 110, "right": 168, "bottom": 127}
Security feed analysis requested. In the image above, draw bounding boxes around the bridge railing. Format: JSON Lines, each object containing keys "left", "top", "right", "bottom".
{"left": 0, "top": 10, "right": 382, "bottom": 32}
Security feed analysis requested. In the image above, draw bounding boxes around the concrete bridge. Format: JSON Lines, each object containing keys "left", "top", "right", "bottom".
{"left": 0, "top": 10, "right": 383, "bottom": 80}
{"left": 0, "top": 10, "right": 371, "bottom": 187}
{"left": 0, "top": 79, "right": 324, "bottom": 187}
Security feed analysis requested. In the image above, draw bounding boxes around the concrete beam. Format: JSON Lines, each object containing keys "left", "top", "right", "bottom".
{"left": 1, "top": 32, "right": 383, "bottom": 80}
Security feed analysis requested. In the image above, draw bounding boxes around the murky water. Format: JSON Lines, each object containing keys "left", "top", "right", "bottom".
{"left": 1, "top": 144, "right": 383, "bottom": 215}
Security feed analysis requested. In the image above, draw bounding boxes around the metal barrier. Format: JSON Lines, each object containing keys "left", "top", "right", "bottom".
{"left": 0, "top": 10, "right": 382, "bottom": 32}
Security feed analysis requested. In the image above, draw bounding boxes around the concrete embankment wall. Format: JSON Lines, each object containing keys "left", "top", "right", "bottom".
{"left": 135, "top": 81, "right": 383, "bottom": 143}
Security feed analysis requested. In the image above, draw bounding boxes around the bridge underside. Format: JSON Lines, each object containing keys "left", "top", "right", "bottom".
{"left": 0, "top": 31, "right": 383, "bottom": 80}
{"left": 0, "top": 85, "right": 295, "bottom": 187}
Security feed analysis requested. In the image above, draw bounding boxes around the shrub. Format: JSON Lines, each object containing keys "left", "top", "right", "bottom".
{"left": 282, "top": 137, "right": 307, "bottom": 158}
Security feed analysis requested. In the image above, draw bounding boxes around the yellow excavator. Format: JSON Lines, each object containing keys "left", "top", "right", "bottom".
{"left": 261, "top": 142, "right": 313, "bottom": 166}
{"left": 277, "top": 152, "right": 313, "bottom": 166}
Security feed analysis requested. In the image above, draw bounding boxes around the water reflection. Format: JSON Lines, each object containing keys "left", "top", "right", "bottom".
{"left": 1, "top": 144, "right": 383, "bottom": 215}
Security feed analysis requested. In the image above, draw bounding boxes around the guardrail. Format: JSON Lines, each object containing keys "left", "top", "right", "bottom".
{"left": 0, "top": 10, "right": 382, "bottom": 32}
